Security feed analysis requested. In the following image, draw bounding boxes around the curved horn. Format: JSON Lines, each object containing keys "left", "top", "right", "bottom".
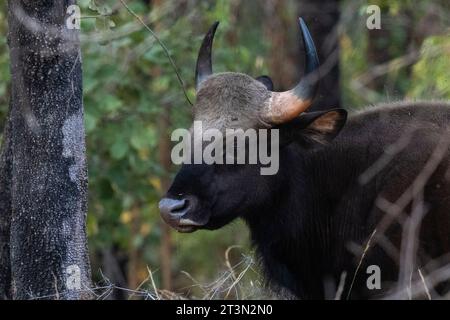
{"left": 264, "top": 18, "right": 320, "bottom": 124}
{"left": 195, "top": 21, "right": 219, "bottom": 90}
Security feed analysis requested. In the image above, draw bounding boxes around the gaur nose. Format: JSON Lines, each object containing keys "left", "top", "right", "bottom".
{"left": 159, "top": 198, "right": 189, "bottom": 220}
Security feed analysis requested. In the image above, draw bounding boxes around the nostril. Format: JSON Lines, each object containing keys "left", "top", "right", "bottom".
{"left": 172, "top": 199, "right": 189, "bottom": 214}
{"left": 159, "top": 198, "right": 189, "bottom": 218}
{"left": 171, "top": 199, "right": 187, "bottom": 211}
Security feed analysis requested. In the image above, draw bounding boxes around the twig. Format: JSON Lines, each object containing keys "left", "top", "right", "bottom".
{"left": 384, "top": 263, "right": 450, "bottom": 299}
{"left": 347, "top": 229, "right": 377, "bottom": 299}
{"left": 418, "top": 268, "right": 432, "bottom": 300}
{"left": 373, "top": 133, "right": 450, "bottom": 245}
{"left": 397, "top": 192, "right": 427, "bottom": 298}
{"left": 359, "top": 129, "right": 414, "bottom": 185}
{"left": 224, "top": 246, "right": 242, "bottom": 299}
{"left": 224, "top": 256, "right": 253, "bottom": 299}
{"left": 334, "top": 272, "right": 347, "bottom": 300}
{"left": 118, "top": 0, "right": 193, "bottom": 106}
{"left": 147, "top": 266, "right": 160, "bottom": 300}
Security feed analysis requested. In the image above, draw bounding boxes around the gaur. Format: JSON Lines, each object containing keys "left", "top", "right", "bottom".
{"left": 159, "top": 18, "right": 450, "bottom": 299}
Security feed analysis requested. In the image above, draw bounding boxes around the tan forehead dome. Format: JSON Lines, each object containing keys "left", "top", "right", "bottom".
{"left": 193, "top": 18, "right": 320, "bottom": 129}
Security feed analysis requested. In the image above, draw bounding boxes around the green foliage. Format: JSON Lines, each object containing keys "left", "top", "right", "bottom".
{"left": 341, "top": 0, "right": 450, "bottom": 108}
{"left": 408, "top": 36, "right": 450, "bottom": 99}
{"left": 77, "top": 0, "right": 260, "bottom": 289}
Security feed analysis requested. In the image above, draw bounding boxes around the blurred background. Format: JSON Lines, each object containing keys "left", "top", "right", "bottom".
{"left": 0, "top": 0, "right": 449, "bottom": 299}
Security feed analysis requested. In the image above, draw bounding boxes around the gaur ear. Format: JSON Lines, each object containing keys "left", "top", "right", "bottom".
{"left": 279, "top": 109, "right": 347, "bottom": 148}
{"left": 256, "top": 75, "right": 274, "bottom": 91}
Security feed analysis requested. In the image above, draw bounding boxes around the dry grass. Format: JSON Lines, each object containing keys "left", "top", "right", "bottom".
{"left": 80, "top": 246, "right": 273, "bottom": 300}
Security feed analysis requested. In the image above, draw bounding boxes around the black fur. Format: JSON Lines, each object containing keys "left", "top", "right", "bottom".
{"left": 165, "top": 101, "right": 450, "bottom": 299}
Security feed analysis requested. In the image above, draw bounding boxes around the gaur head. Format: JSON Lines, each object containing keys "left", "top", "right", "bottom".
{"left": 159, "top": 18, "right": 347, "bottom": 233}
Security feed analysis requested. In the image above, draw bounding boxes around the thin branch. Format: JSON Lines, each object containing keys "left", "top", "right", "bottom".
{"left": 346, "top": 229, "right": 377, "bottom": 299}
{"left": 119, "top": 0, "right": 193, "bottom": 106}
{"left": 418, "top": 269, "right": 432, "bottom": 300}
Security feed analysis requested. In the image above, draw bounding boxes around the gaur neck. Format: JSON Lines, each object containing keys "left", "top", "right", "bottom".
{"left": 244, "top": 141, "right": 368, "bottom": 298}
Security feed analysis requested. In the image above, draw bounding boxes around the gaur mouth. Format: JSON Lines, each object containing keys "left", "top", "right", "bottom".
{"left": 172, "top": 218, "right": 205, "bottom": 233}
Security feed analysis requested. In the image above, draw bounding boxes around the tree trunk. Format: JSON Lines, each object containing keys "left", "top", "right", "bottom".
{"left": 264, "top": 0, "right": 298, "bottom": 91}
{"left": 366, "top": 26, "right": 391, "bottom": 92}
{"left": 1, "top": 0, "right": 91, "bottom": 299}
{"left": 0, "top": 117, "right": 12, "bottom": 299}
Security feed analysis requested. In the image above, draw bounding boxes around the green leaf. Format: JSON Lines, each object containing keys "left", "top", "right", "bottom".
{"left": 102, "top": 95, "right": 122, "bottom": 112}
{"left": 130, "top": 126, "right": 156, "bottom": 151}
{"left": 110, "top": 140, "right": 129, "bottom": 160}
{"left": 84, "top": 112, "right": 98, "bottom": 133}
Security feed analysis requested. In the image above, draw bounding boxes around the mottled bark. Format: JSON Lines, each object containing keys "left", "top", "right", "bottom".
{"left": 2, "top": 0, "right": 91, "bottom": 299}
{"left": 0, "top": 117, "right": 12, "bottom": 299}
